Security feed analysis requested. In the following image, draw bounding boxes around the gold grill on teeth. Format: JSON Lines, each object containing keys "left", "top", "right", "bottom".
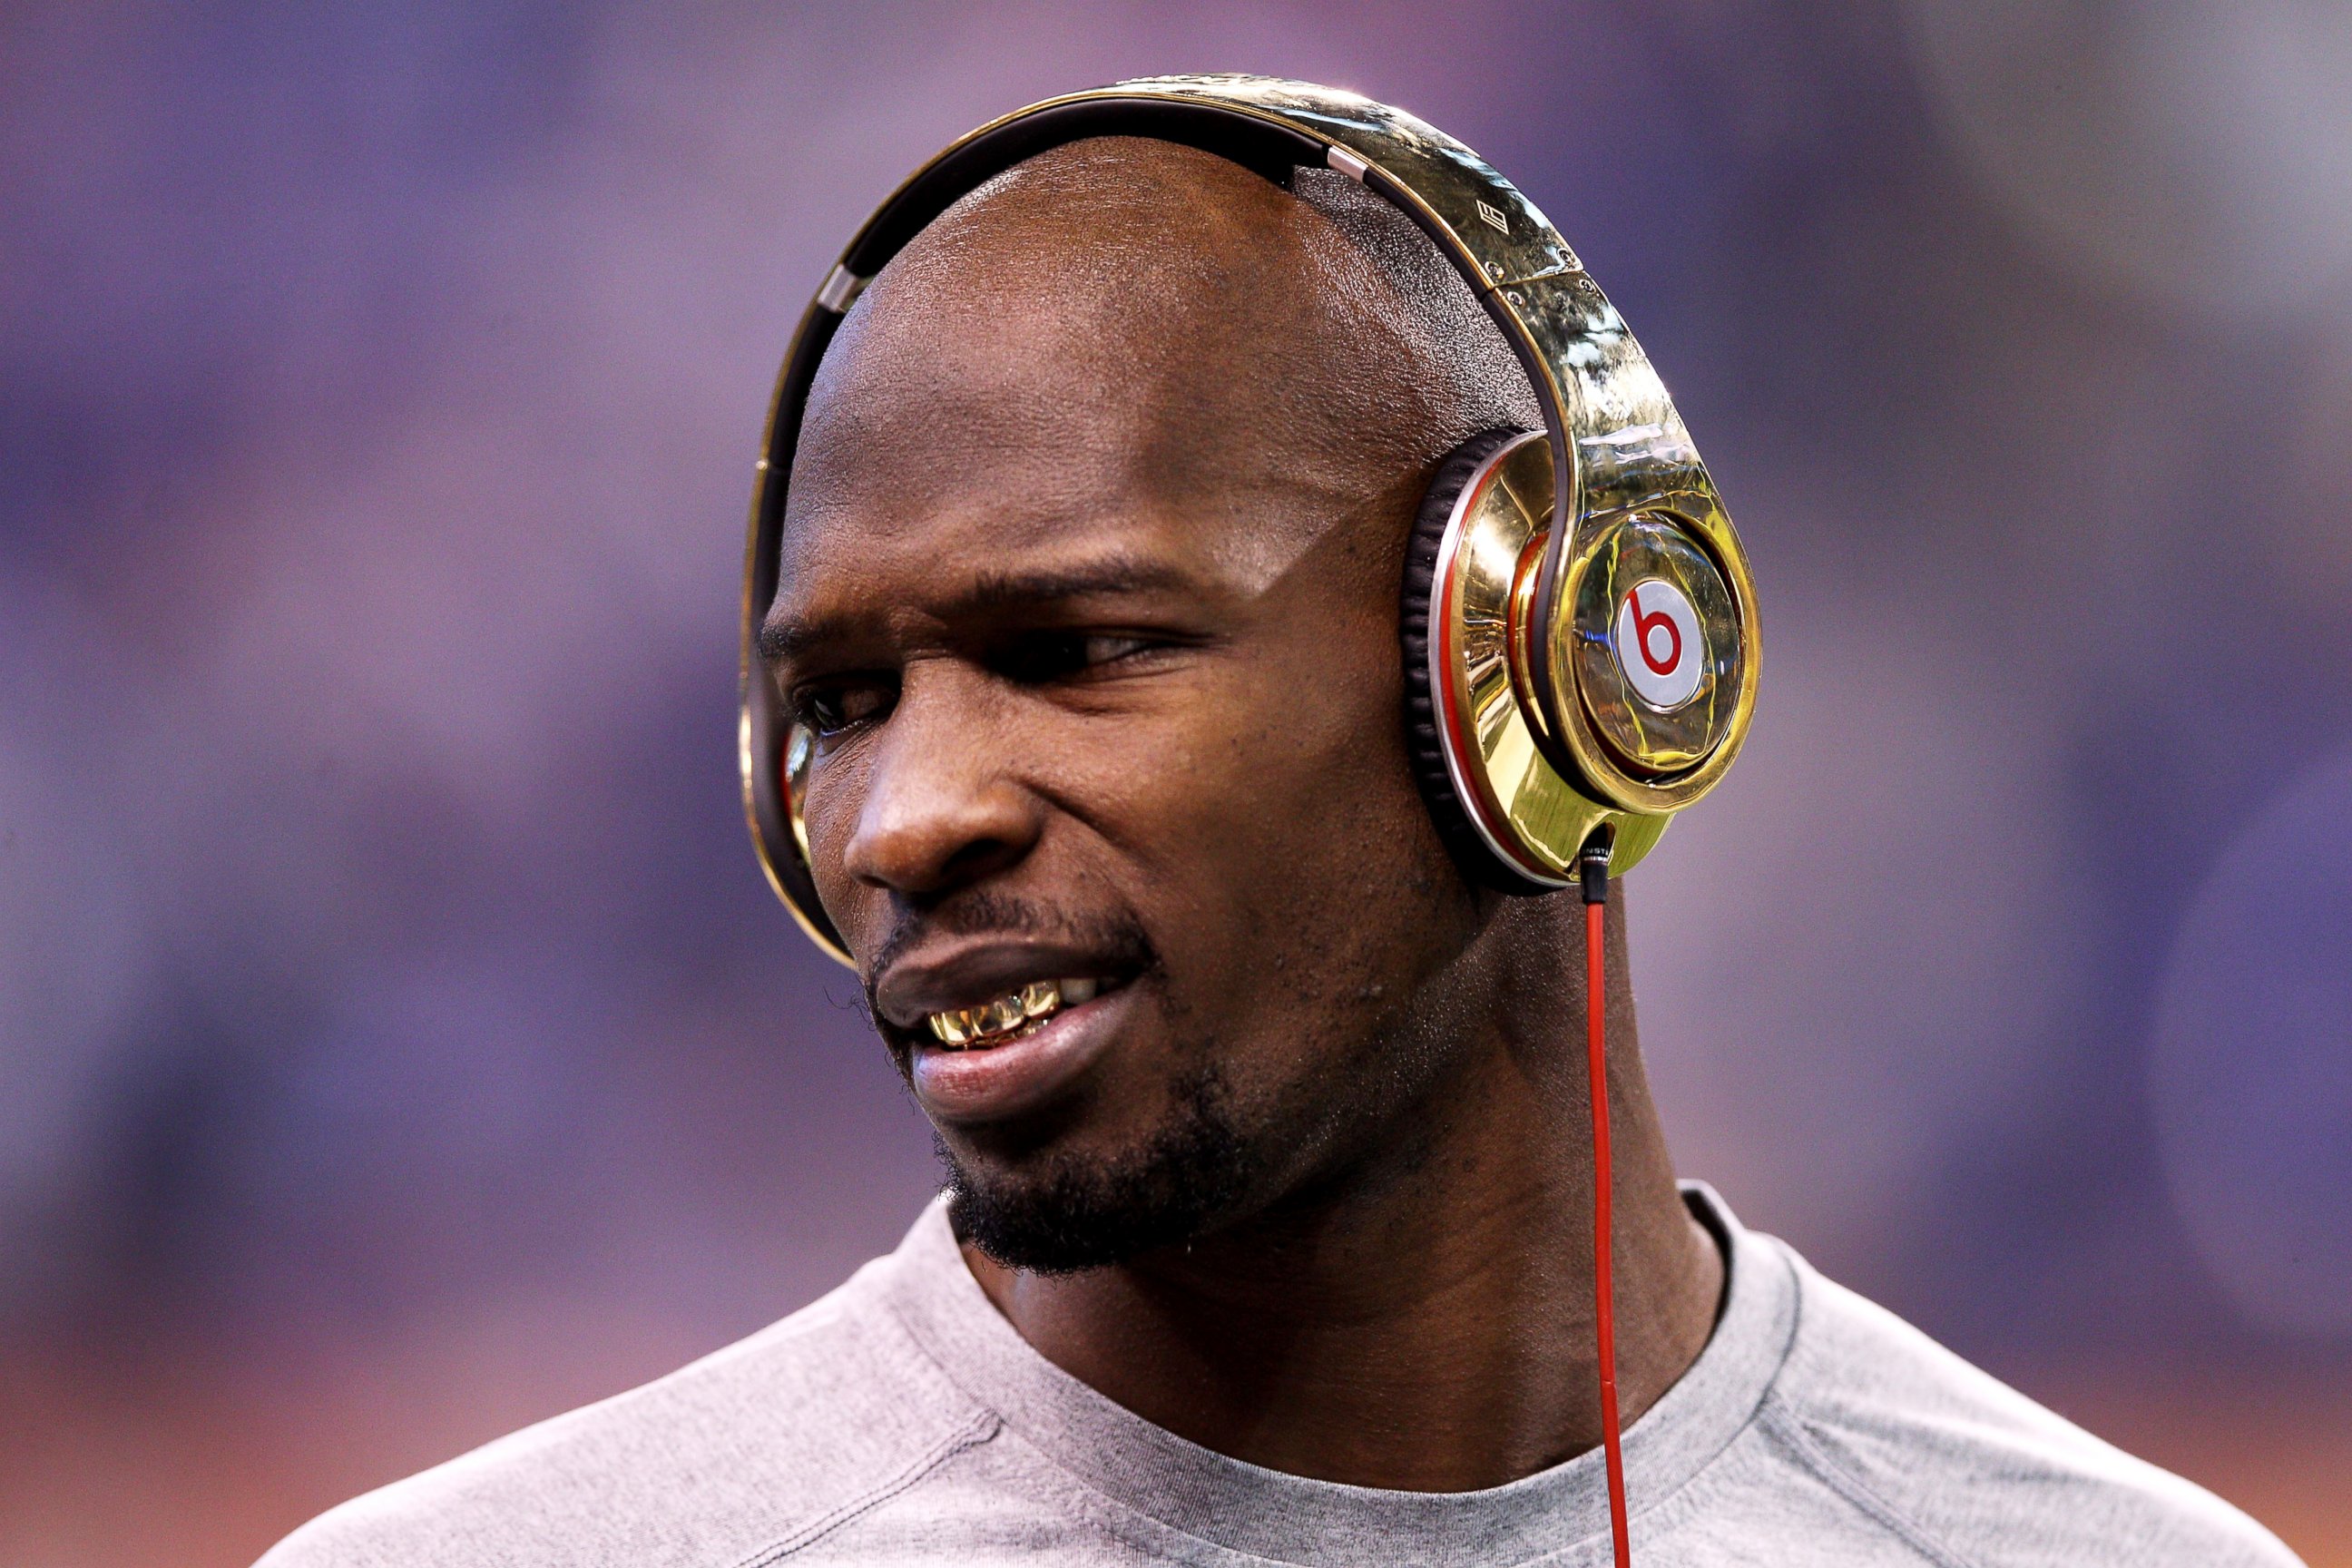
{"left": 926, "top": 977, "right": 1100, "bottom": 1046}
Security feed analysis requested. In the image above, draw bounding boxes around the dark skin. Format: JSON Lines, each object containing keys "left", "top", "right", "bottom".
{"left": 762, "top": 140, "right": 1722, "bottom": 1492}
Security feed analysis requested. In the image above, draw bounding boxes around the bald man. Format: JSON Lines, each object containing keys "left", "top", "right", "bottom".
{"left": 260, "top": 139, "right": 2299, "bottom": 1566}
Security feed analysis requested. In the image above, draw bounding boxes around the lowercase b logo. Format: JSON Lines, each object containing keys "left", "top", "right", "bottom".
{"left": 1612, "top": 580, "right": 1703, "bottom": 710}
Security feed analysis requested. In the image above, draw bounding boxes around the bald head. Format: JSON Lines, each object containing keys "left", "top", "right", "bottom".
{"left": 789, "top": 136, "right": 1538, "bottom": 569}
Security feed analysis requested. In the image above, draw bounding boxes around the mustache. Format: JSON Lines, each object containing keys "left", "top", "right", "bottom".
{"left": 862, "top": 890, "right": 1160, "bottom": 1015}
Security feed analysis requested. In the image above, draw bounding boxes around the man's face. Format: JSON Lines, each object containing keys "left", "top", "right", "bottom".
{"left": 760, "top": 166, "right": 1490, "bottom": 1270}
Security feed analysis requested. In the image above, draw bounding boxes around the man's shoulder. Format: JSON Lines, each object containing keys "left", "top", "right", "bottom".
{"left": 256, "top": 1250, "right": 999, "bottom": 1568}
{"left": 1760, "top": 1242, "right": 2300, "bottom": 1567}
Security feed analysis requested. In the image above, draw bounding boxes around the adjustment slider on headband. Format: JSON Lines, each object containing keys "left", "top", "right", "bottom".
{"left": 816, "top": 263, "right": 869, "bottom": 313}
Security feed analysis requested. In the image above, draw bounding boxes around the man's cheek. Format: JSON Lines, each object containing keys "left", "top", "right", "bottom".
{"left": 1136, "top": 749, "right": 1313, "bottom": 867}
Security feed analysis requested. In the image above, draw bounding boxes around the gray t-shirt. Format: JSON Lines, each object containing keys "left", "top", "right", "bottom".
{"left": 259, "top": 1185, "right": 2300, "bottom": 1566}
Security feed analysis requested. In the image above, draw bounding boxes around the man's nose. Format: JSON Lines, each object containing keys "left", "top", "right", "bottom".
{"left": 838, "top": 666, "right": 1043, "bottom": 898}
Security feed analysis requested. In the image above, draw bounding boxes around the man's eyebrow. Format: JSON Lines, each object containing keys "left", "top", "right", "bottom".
{"left": 758, "top": 556, "right": 1193, "bottom": 666}
{"left": 954, "top": 557, "right": 1191, "bottom": 612}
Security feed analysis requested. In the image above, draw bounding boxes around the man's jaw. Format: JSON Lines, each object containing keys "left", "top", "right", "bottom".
{"left": 942, "top": 1053, "right": 1257, "bottom": 1276}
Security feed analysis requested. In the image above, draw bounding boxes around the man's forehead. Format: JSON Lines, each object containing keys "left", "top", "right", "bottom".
{"left": 771, "top": 450, "right": 1364, "bottom": 630}
{"left": 776, "top": 144, "right": 1424, "bottom": 555}
{"left": 783, "top": 482, "right": 1160, "bottom": 578}
{"left": 764, "top": 492, "right": 1195, "bottom": 658}
{"left": 781, "top": 269, "right": 1272, "bottom": 548}
{"left": 775, "top": 281, "right": 1244, "bottom": 593}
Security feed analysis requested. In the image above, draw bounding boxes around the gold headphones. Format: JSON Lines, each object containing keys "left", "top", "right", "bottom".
{"left": 741, "top": 75, "right": 1761, "bottom": 965}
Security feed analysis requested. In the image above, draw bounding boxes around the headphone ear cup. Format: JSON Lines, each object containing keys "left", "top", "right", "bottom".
{"left": 1400, "top": 429, "right": 1560, "bottom": 897}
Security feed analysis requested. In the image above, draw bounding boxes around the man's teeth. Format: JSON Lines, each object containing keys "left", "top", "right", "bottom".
{"left": 926, "top": 977, "right": 1102, "bottom": 1047}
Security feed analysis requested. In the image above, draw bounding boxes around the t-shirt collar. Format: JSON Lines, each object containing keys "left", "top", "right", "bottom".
{"left": 878, "top": 1181, "right": 1798, "bottom": 1567}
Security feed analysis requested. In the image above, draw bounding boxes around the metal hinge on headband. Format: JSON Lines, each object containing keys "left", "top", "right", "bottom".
{"left": 1325, "top": 143, "right": 1370, "bottom": 181}
{"left": 816, "top": 264, "right": 869, "bottom": 313}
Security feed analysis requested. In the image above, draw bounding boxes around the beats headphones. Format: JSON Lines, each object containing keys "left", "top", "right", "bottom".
{"left": 741, "top": 74, "right": 1759, "bottom": 963}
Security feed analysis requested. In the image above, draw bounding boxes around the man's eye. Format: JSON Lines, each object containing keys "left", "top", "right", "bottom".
{"left": 993, "top": 632, "right": 1154, "bottom": 685}
{"left": 796, "top": 682, "right": 893, "bottom": 737}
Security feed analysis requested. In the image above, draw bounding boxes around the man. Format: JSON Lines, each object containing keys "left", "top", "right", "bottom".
{"left": 262, "top": 122, "right": 2300, "bottom": 1565}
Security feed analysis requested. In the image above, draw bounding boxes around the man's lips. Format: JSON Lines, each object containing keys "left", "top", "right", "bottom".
{"left": 871, "top": 938, "right": 1142, "bottom": 1124}
{"left": 907, "top": 978, "right": 1140, "bottom": 1124}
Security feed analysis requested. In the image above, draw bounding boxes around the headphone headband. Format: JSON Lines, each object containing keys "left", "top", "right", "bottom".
{"left": 741, "top": 75, "right": 1759, "bottom": 965}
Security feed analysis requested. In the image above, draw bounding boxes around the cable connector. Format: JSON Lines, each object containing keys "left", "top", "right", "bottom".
{"left": 1578, "top": 828, "right": 1612, "bottom": 906}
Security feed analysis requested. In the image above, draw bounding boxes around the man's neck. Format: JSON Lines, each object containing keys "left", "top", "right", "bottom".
{"left": 958, "top": 903, "right": 1725, "bottom": 1492}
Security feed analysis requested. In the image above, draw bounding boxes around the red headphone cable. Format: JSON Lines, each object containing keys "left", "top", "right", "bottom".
{"left": 1579, "top": 837, "right": 1632, "bottom": 1568}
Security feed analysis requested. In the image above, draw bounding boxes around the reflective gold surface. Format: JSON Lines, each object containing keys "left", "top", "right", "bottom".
{"left": 1571, "top": 514, "right": 1743, "bottom": 776}
{"left": 1431, "top": 433, "right": 1669, "bottom": 880}
{"left": 1500, "top": 283, "right": 1760, "bottom": 815}
{"left": 1549, "top": 484, "right": 1759, "bottom": 815}
{"left": 742, "top": 75, "right": 1760, "bottom": 961}
{"left": 773, "top": 716, "right": 853, "bottom": 964}
{"left": 782, "top": 720, "right": 816, "bottom": 867}
{"left": 1111, "top": 74, "right": 1583, "bottom": 289}
{"left": 928, "top": 980, "right": 1063, "bottom": 1046}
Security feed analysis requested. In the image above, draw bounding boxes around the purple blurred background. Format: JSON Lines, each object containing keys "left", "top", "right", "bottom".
{"left": 4, "top": 4, "right": 2348, "bottom": 1562}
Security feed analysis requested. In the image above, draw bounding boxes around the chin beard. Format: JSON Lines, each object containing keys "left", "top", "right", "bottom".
{"left": 941, "top": 1063, "right": 1257, "bottom": 1274}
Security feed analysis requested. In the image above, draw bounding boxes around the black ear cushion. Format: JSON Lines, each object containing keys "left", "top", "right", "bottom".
{"left": 1400, "top": 429, "right": 1561, "bottom": 896}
